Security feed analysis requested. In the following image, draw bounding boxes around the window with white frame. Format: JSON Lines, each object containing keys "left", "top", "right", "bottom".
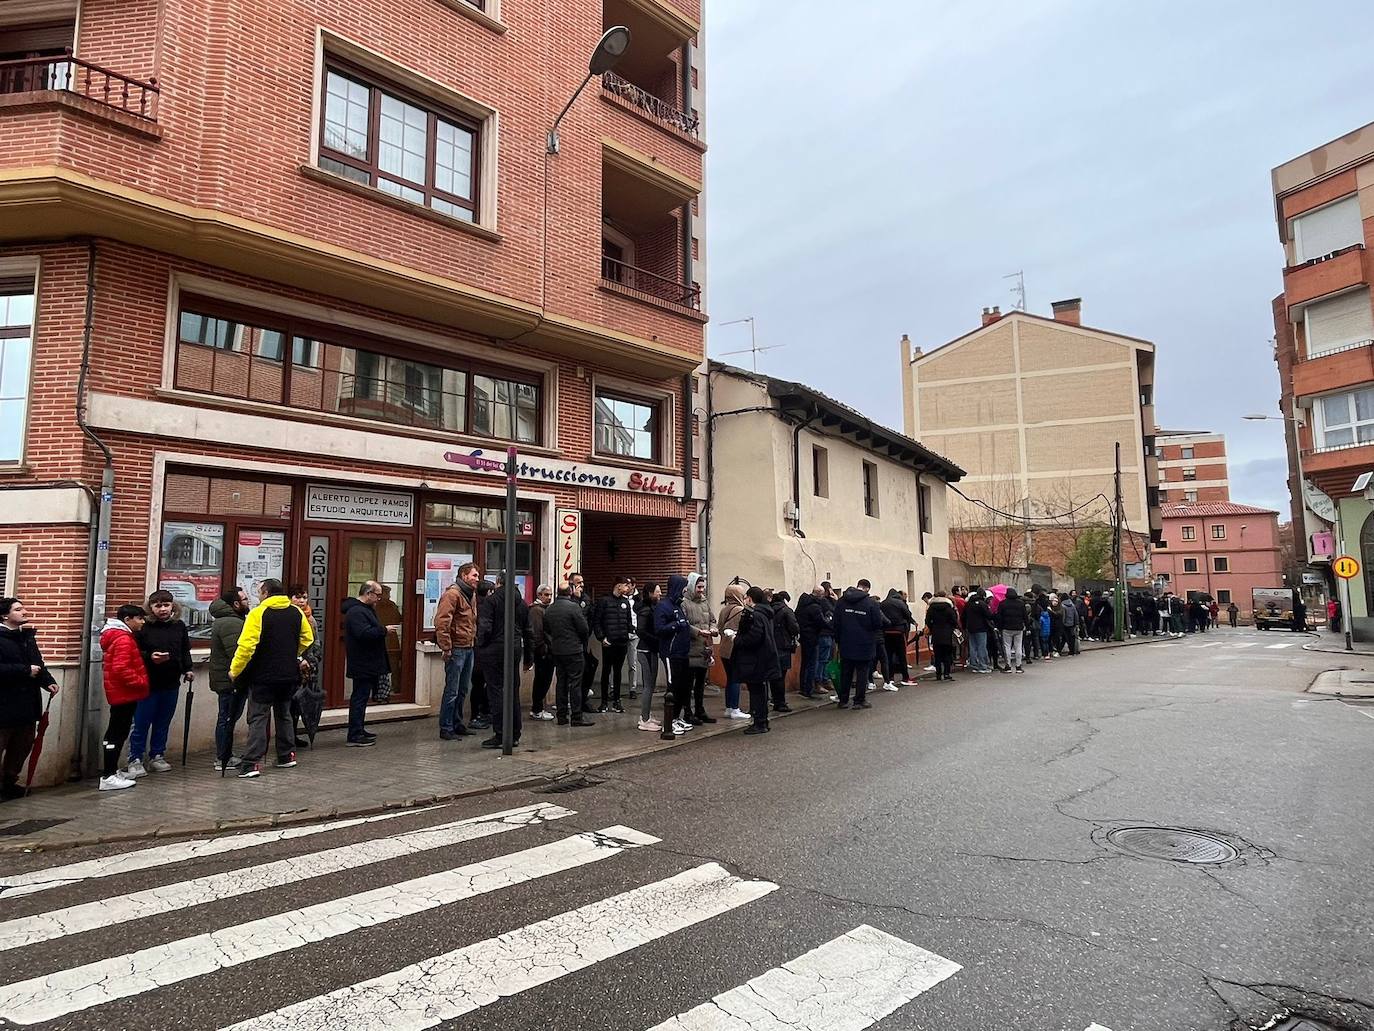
{"left": 1304, "top": 290, "right": 1374, "bottom": 359}
{"left": 1184, "top": 489, "right": 1198, "bottom": 503}
{"left": 1316, "top": 387, "right": 1374, "bottom": 449}
{"left": 0, "top": 282, "right": 35, "bottom": 464}
{"left": 1292, "top": 195, "right": 1362, "bottom": 264}
{"left": 1181, "top": 525, "right": 1196, "bottom": 541}
{"left": 1211, "top": 524, "right": 1226, "bottom": 539}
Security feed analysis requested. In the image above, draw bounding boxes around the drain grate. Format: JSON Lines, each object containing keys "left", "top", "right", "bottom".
{"left": 1105, "top": 826, "right": 1240, "bottom": 865}
{"left": 536, "top": 775, "right": 602, "bottom": 795}
{"left": 0, "top": 818, "right": 71, "bottom": 837}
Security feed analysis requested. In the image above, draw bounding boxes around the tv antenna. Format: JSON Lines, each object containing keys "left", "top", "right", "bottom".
{"left": 1003, "top": 270, "right": 1026, "bottom": 311}
{"left": 718, "top": 316, "right": 785, "bottom": 372}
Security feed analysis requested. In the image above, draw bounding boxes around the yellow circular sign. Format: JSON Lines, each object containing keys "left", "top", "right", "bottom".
{"left": 1334, "top": 555, "right": 1361, "bottom": 580}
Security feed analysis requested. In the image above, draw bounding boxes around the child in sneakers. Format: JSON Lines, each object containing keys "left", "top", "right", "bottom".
{"left": 128, "top": 590, "right": 192, "bottom": 777}
{"left": 98, "top": 605, "right": 150, "bottom": 790}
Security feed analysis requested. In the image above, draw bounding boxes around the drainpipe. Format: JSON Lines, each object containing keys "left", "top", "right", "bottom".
{"left": 74, "top": 240, "right": 114, "bottom": 781}
{"left": 914, "top": 467, "right": 927, "bottom": 557}
{"left": 790, "top": 407, "right": 819, "bottom": 537}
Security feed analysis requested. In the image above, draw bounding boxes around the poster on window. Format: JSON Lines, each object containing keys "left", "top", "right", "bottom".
{"left": 159, "top": 521, "right": 225, "bottom": 631}
{"left": 424, "top": 550, "right": 475, "bottom": 628}
{"left": 236, "top": 530, "right": 286, "bottom": 602}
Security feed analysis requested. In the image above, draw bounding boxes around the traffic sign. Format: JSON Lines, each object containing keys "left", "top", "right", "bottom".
{"left": 1334, "top": 555, "right": 1361, "bottom": 580}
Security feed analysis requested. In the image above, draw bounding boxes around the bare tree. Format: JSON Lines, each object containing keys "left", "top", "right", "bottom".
{"left": 948, "top": 473, "right": 1029, "bottom": 570}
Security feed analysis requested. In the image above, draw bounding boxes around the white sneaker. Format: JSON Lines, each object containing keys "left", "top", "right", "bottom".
{"left": 212, "top": 756, "right": 242, "bottom": 772}
{"left": 725, "top": 708, "right": 748, "bottom": 720}
{"left": 148, "top": 755, "right": 173, "bottom": 773}
{"left": 672, "top": 718, "right": 694, "bottom": 734}
{"left": 98, "top": 774, "right": 135, "bottom": 791}
{"left": 123, "top": 759, "right": 147, "bottom": 779}
{"left": 881, "top": 683, "right": 900, "bottom": 692}
{"left": 530, "top": 710, "right": 554, "bottom": 721}
{"left": 924, "top": 665, "right": 936, "bottom": 672}
{"left": 638, "top": 718, "right": 662, "bottom": 732}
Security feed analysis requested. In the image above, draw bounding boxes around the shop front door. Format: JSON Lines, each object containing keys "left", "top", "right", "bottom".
{"left": 304, "top": 531, "right": 412, "bottom": 709}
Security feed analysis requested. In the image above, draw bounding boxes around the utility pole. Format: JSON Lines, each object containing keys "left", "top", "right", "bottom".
{"left": 1021, "top": 496, "right": 1033, "bottom": 569}
{"left": 1113, "top": 441, "right": 1126, "bottom": 642}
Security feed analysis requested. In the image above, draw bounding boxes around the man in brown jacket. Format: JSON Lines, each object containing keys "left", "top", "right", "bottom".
{"left": 434, "top": 562, "right": 480, "bottom": 740}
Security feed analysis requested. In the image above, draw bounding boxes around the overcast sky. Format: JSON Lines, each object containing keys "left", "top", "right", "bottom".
{"left": 703, "top": 0, "right": 1374, "bottom": 516}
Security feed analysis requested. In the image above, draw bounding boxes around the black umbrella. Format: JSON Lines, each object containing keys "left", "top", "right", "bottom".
{"left": 180, "top": 673, "right": 195, "bottom": 767}
{"left": 295, "top": 667, "right": 325, "bottom": 747}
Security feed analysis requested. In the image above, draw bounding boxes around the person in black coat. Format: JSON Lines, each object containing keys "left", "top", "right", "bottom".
{"left": 340, "top": 582, "right": 390, "bottom": 745}
{"left": 923, "top": 592, "right": 960, "bottom": 681}
{"left": 769, "top": 592, "right": 799, "bottom": 714}
{"left": 880, "top": 589, "right": 915, "bottom": 686}
{"left": 995, "top": 588, "right": 1029, "bottom": 673}
{"left": 831, "top": 580, "right": 884, "bottom": 708}
{"left": 475, "top": 576, "right": 533, "bottom": 748}
{"left": 542, "top": 587, "right": 594, "bottom": 726}
{"left": 732, "top": 587, "right": 781, "bottom": 735}
{"left": 796, "top": 589, "right": 833, "bottom": 698}
{"left": 962, "top": 589, "right": 993, "bottom": 673}
{"left": 591, "top": 577, "right": 634, "bottom": 713}
{"left": 0, "top": 598, "right": 56, "bottom": 799}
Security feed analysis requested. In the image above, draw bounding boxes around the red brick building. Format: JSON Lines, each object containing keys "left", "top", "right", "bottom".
{"left": 1154, "top": 431, "right": 1230, "bottom": 505}
{"left": 0, "top": 0, "right": 708, "bottom": 780}
{"left": 1153, "top": 503, "right": 1283, "bottom": 616}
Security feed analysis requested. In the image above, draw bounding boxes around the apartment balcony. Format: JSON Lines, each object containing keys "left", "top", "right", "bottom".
{"left": 1292, "top": 340, "right": 1374, "bottom": 400}
{"left": 601, "top": 71, "right": 699, "bottom": 142}
{"left": 601, "top": 0, "right": 702, "bottom": 157}
{"left": 0, "top": 52, "right": 159, "bottom": 123}
{"left": 1145, "top": 454, "right": 1160, "bottom": 484}
{"left": 1139, "top": 402, "right": 1156, "bottom": 436}
{"left": 601, "top": 254, "right": 700, "bottom": 311}
{"left": 1282, "top": 245, "right": 1370, "bottom": 309}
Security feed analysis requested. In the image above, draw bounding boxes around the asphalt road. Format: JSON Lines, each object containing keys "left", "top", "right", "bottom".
{"left": 2, "top": 627, "right": 1371, "bottom": 1031}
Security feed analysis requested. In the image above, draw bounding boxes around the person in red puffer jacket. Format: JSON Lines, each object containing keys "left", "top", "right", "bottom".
{"left": 98, "top": 605, "right": 151, "bottom": 791}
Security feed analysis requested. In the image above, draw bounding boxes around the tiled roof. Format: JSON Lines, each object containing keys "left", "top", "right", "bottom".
{"left": 1161, "top": 503, "right": 1279, "bottom": 517}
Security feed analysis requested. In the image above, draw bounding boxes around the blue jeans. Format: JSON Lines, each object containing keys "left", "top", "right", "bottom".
{"left": 215, "top": 687, "right": 249, "bottom": 761}
{"left": 814, "top": 637, "right": 833, "bottom": 687}
{"left": 721, "top": 655, "right": 741, "bottom": 711}
{"left": 129, "top": 687, "right": 180, "bottom": 762}
{"left": 440, "top": 649, "right": 475, "bottom": 733}
{"left": 968, "top": 631, "right": 989, "bottom": 671}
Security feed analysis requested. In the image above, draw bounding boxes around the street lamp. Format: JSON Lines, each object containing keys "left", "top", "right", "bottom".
{"left": 546, "top": 26, "right": 631, "bottom": 154}
{"left": 1243, "top": 411, "right": 1351, "bottom": 650}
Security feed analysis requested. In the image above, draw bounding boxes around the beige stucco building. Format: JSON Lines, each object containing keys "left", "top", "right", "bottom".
{"left": 901, "top": 300, "right": 1163, "bottom": 564}
{"left": 707, "top": 364, "right": 964, "bottom": 596}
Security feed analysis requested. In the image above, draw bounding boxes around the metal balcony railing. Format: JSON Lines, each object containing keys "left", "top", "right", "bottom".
{"left": 602, "top": 71, "right": 699, "bottom": 137}
{"left": 601, "top": 255, "right": 701, "bottom": 310}
{"left": 0, "top": 52, "right": 159, "bottom": 121}
{"left": 1299, "top": 338, "right": 1374, "bottom": 362}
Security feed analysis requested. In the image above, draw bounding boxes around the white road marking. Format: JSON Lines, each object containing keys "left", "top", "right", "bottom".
{"left": 220, "top": 863, "right": 777, "bottom": 1031}
{"left": 0, "top": 825, "right": 657, "bottom": 1026}
{"left": 1266, "top": 643, "right": 1295, "bottom": 650}
{"left": 1342, "top": 701, "right": 1374, "bottom": 721}
{"left": 1085, "top": 1025, "right": 1114, "bottom": 1031}
{"left": 0, "top": 806, "right": 440, "bottom": 902}
{"left": 1189, "top": 642, "right": 1224, "bottom": 649}
{"left": 645, "top": 924, "right": 961, "bottom": 1031}
{"left": 1229, "top": 643, "right": 1257, "bottom": 649}
{"left": 0, "top": 802, "right": 572, "bottom": 952}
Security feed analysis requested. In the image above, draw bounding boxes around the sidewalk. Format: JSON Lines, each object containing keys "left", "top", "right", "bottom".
{"left": 0, "top": 693, "right": 834, "bottom": 854}
{"left": 1302, "top": 633, "right": 1374, "bottom": 657}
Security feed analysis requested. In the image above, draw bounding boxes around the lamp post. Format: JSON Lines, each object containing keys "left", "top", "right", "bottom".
{"left": 547, "top": 26, "right": 631, "bottom": 154}
{"left": 1244, "top": 411, "right": 1351, "bottom": 650}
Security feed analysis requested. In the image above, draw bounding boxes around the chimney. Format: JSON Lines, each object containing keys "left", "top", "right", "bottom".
{"left": 1051, "top": 298, "right": 1082, "bottom": 325}
{"left": 980, "top": 305, "right": 1002, "bottom": 327}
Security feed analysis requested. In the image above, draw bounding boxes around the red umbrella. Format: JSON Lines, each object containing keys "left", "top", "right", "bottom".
{"left": 23, "top": 691, "right": 55, "bottom": 796}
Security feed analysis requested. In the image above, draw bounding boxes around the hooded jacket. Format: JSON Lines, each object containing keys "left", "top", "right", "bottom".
{"left": 207, "top": 598, "right": 246, "bottom": 695}
{"left": 434, "top": 580, "right": 476, "bottom": 654}
{"left": 654, "top": 575, "right": 693, "bottom": 660}
{"left": 681, "top": 573, "right": 716, "bottom": 668}
{"left": 923, "top": 596, "right": 959, "bottom": 648}
{"left": 731, "top": 602, "right": 781, "bottom": 683}
{"left": 995, "top": 589, "right": 1029, "bottom": 632}
{"left": 230, "top": 595, "right": 313, "bottom": 687}
{"left": 341, "top": 597, "right": 389, "bottom": 679}
{"left": 476, "top": 585, "right": 532, "bottom": 661}
{"left": 716, "top": 584, "right": 748, "bottom": 660}
{"left": 0, "top": 624, "right": 55, "bottom": 728}
{"left": 796, "top": 593, "right": 833, "bottom": 643}
{"left": 963, "top": 593, "right": 992, "bottom": 634}
{"left": 100, "top": 619, "right": 150, "bottom": 706}
{"left": 542, "top": 595, "right": 590, "bottom": 657}
{"left": 832, "top": 587, "right": 884, "bottom": 659}
{"left": 1061, "top": 597, "right": 1079, "bottom": 628}
{"left": 771, "top": 596, "right": 799, "bottom": 654}
{"left": 138, "top": 615, "right": 192, "bottom": 692}
{"left": 880, "top": 590, "right": 915, "bottom": 636}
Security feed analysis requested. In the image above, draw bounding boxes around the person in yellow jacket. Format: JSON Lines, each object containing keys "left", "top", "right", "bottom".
{"left": 229, "top": 579, "right": 314, "bottom": 779}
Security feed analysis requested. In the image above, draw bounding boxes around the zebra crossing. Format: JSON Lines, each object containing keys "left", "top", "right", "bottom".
{"left": 1182, "top": 638, "right": 1301, "bottom": 651}
{"left": 0, "top": 802, "right": 1119, "bottom": 1030}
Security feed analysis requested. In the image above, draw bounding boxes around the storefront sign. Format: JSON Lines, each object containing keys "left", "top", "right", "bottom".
{"left": 158, "top": 521, "right": 225, "bottom": 629}
{"left": 1301, "top": 571, "right": 1325, "bottom": 586}
{"left": 556, "top": 509, "right": 581, "bottom": 588}
{"left": 1310, "top": 531, "right": 1335, "bottom": 563}
{"left": 306, "top": 485, "right": 414, "bottom": 526}
{"left": 442, "top": 449, "right": 686, "bottom": 499}
{"left": 1303, "top": 480, "right": 1337, "bottom": 523}
{"left": 307, "top": 536, "right": 330, "bottom": 642}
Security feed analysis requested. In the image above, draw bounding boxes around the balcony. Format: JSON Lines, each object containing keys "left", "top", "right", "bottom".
{"left": 1292, "top": 340, "right": 1374, "bottom": 400}
{"left": 602, "top": 71, "right": 698, "bottom": 140}
{"left": 601, "top": 254, "right": 699, "bottom": 310}
{"left": 1139, "top": 402, "right": 1156, "bottom": 435}
{"left": 0, "top": 52, "right": 159, "bottom": 121}
{"left": 1283, "top": 245, "right": 1369, "bottom": 309}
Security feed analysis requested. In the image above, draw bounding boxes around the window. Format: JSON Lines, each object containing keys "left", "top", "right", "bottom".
{"left": 1158, "top": 489, "right": 1168, "bottom": 502}
{"left": 1155, "top": 539, "right": 1168, "bottom": 549}
{"left": 1184, "top": 490, "right": 1198, "bottom": 503}
{"left": 0, "top": 283, "right": 35, "bottom": 464}
{"left": 862, "top": 461, "right": 879, "bottom": 518}
{"left": 1213, "top": 556, "right": 1229, "bottom": 573}
{"left": 1181, "top": 446, "right": 1194, "bottom": 460}
{"left": 594, "top": 391, "right": 659, "bottom": 462}
{"left": 812, "top": 446, "right": 829, "bottom": 498}
{"left": 320, "top": 64, "right": 480, "bottom": 223}
{"left": 1304, "top": 290, "right": 1374, "bottom": 359}
{"left": 1293, "top": 195, "right": 1362, "bottom": 263}
{"left": 1181, "top": 525, "right": 1196, "bottom": 541}
{"left": 174, "top": 298, "right": 541, "bottom": 444}
{"left": 1217, "top": 589, "right": 1231, "bottom": 605}
{"left": 1211, "top": 524, "right": 1226, "bottom": 540}
{"left": 918, "top": 483, "right": 932, "bottom": 534}
{"left": 1182, "top": 467, "right": 1196, "bottom": 481}
{"left": 1316, "top": 387, "right": 1374, "bottom": 449}
{"left": 1183, "top": 558, "right": 1199, "bottom": 573}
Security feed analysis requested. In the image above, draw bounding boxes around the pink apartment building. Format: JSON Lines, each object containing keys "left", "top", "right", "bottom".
{"left": 1154, "top": 503, "right": 1284, "bottom": 616}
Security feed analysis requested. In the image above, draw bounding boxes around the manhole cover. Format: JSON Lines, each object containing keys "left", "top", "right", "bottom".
{"left": 536, "top": 774, "right": 602, "bottom": 795}
{"left": 1105, "top": 826, "right": 1240, "bottom": 864}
